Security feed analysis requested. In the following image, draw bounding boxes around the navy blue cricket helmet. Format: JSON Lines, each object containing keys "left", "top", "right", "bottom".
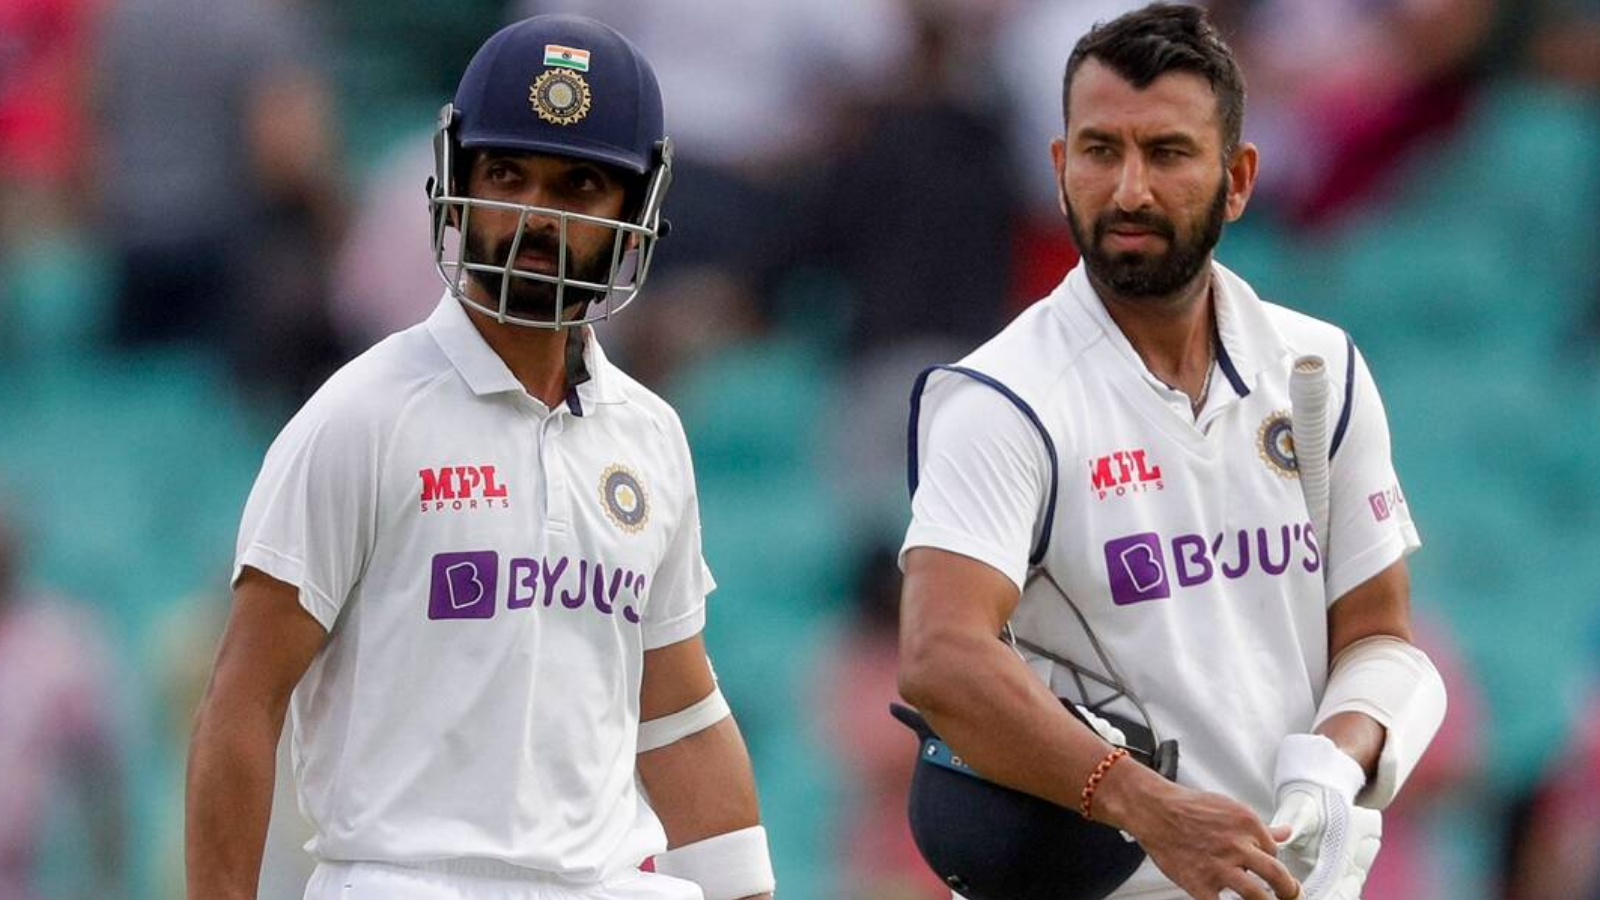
{"left": 430, "top": 14, "right": 672, "bottom": 328}
{"left": 891, "top": 701, "right": 1176, "bottom": 900}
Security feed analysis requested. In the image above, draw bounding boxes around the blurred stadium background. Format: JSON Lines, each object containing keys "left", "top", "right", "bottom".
{"left": 2, "top": 0, "right": 1599, "bottom": 898}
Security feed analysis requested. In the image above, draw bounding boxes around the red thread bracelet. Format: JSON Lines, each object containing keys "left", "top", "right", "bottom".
{"left": 1080, "top": 747, "right": 1129, "bottom": 820}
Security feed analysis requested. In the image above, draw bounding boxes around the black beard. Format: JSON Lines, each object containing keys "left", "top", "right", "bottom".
{"left": 463, "top": 227, "right": 612, "bottom": 321}
{"left": 1067, "top": 177, "right": 1228, "bottom": 303}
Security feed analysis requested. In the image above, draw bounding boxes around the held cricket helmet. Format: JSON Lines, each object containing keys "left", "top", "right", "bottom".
{"left": 890, "top": 702, "right": 1157, "bottom": 900}
{"left": 429, "top": 14, "right": 672, "bottom": 328}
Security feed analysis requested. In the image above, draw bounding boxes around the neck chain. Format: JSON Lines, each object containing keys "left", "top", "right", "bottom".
{"left": 1192, "top": 346, "right": 1215, "bottom": 417}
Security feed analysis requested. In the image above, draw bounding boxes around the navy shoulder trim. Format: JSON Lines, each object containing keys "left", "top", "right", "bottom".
{"left": 907, "top": 365, "right": 1060, "bottom": 567}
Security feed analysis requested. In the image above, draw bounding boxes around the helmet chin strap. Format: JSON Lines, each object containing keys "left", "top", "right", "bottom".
{"left": 1010, "top": 568, "right": 1180, "bottom": 781}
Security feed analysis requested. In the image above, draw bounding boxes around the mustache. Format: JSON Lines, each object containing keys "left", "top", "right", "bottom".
{"left": 1093, "top": 210, "right": 1176, "bottom": 241}
{"left": 493, "top": 230, "right": 564, "bottom": 262}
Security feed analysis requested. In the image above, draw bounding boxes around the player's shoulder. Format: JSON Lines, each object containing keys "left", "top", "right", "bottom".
{"left": 601, "top": 363, "right": 691, "bottom": 449}
{"left": 1252, "top": 299, "right": 1367, "bottom": 401}
{"left": 1216, "top": 264, "right": 1357, "bottom": 387}
{"left": 955, "top": 290, "right": 1090, "bottom": 398}
{"left": 276, "top": 323, "right": 454, "bottom": 444}
{"left": 911, "top": 290, "right": 1091, "bottom": 463}
{"left": 1257, "top": 299, "right": 1353, "bottom": 362}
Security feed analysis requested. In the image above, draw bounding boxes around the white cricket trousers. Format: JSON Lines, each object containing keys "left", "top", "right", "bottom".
{"left": 304, "top": 859, "right": 704, "bottom": 900}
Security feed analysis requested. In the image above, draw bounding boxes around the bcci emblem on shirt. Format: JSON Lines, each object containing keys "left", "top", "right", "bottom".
{"left": 600, "top": 464, "right": 648, "bottom": 533}
{"left": 1257, "top": 411, "right": 1299, "bottom": 479}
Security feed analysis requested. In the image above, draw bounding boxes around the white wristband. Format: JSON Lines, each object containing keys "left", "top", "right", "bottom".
{"left": 1273, "top": 733, "right": 1365, "bottom": 804}
{"left": 653, "top": 825, "right": 775, "bottom": 900}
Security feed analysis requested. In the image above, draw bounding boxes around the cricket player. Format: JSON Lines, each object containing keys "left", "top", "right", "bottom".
{"left": 896, "top": 5, "right": 1446, "bottom": 900}
{"left": 185, "top": 16, "right": 774, "bottom": 900}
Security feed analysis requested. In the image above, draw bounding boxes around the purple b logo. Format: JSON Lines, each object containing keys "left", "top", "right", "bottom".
{"left": 1104, "top": 533, "right": 1170, "bottom": 605}
{"left": 428, "top": 551, "right": 499, "bottom": 619}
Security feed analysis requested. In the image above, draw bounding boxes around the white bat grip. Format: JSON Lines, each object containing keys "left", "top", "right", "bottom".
{"left": 1290, "top": 355, "right": 1332, "bottom": 578}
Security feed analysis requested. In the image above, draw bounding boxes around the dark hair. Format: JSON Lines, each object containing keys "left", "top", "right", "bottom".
{"left": 1063, "top": 3, "right": 1246, "bottom": 156}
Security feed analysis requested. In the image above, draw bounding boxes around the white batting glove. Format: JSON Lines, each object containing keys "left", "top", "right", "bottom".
{"left": 1074, "top": 704, "right": 1127, "bottom": 746}
{"left": 1270, "top": 734, "right": 1383, "bottom": 900}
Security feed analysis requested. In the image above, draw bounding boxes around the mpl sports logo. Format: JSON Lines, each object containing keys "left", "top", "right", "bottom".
{"left": 428, "top": 550, "right": 648, "bottom": 622}
{"left": 419, "top": 465, "right": 510, "bottom": 513}
{"left": 1104, "top": 523, "right": 1322, "bottom": 605}
{"left": 1089, "top": 449, "right": 1164, "bottom": 500}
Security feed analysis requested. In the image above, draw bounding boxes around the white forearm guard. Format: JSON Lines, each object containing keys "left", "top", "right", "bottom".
{"left": 1313, "top": 635, "right": 1447, "bottom": 809}
{"left": 638, "top": 686, "right": 731, "bottom": 753}
{"left": 653, "top": 825, "right": 775, "bottom": 900}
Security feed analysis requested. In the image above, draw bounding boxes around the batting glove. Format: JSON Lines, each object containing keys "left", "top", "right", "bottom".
{"left": 1270, "top": 734, "right": 1383, "bottom": 900}
{"left": 1075, "top": 704, "right": 1128, "bottom": 746}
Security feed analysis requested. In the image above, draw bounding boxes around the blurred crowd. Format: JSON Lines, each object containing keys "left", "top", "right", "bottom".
{"left": 2, "top": 0, "right": 1599, "bottom": 898}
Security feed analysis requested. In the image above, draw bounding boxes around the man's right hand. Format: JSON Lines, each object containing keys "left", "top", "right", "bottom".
{"left": 1095, "top": 762, "right": 1301, "bottom": 900}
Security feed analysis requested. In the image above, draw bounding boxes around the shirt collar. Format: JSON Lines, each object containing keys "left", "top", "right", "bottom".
{"left": 1059, "top": 260, "right": 1286, "bottom": 398}
{"left": 569, "top": 324, "right": 624, "bottom": 412}
{"left": 425, "top": 294, "right": 626, "bottom": 411}
{"left": 1208, "top": 261, "right": 1286, "bottom": 395}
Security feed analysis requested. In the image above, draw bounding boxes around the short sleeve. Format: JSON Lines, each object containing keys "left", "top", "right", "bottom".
{"left": 1325, "top": 346, "right": 1422, "bottom": 604}
{"left": 900, "top": 372, "right": 1053, "bottom": 592}
{"left": 641, "top": 430, "right": 712, "bottom": 650}
{"left": 233, "top": 403, "right": 382, "bottom": 630}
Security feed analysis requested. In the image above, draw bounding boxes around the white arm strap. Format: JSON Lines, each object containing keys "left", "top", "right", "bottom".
{"left": 1313, "top": 635, "right": 1447, "bottom": 809}
{"left": 653, "top": 825, "right": 775, "bottom": 900}
{"left": 638, "top": 686, "right": 731, "bottom": 753}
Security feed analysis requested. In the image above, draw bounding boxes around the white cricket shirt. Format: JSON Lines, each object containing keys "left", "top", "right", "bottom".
{"left": 235, "top": 295, "right": 714, "bottom": 882}
{"left": 903, "top": 262, "right": 1420, "bottom": 899}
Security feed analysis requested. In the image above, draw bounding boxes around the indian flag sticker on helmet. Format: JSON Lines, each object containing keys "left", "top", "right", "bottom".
{"left": 543, "top": 44, "right": 591, "bottom": 72}
{"left": 530, "top": 68, "right": 592, "bottom": 126}
{"left": 600, "top": 464, "right": 649, "bottom": 534}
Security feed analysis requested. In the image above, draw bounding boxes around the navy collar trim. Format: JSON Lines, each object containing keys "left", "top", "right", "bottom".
{"left": 1216, "top": 337, "right": 1250, "bottom": 397}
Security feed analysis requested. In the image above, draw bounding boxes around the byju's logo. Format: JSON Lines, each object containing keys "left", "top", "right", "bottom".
{"left": 1104, "top": 533, "right": 1171, "bottom": 605}
{"left": 1102, "top": 523, "right": 1322, "bottom": 607}
{"left": 1089, "top": 449, "right": 1164, "bottom": 500}
{"left": 425, "top": 550, "right": 648, "bottom": 623}
{"left": 1368, "top": 484, "right": 1405, "bottom": 522}
{"left": 428, "top": 551, "right": 499, "bottom": 619}
{"left": 419, "top": 465, "right": 510, "bottom": 513}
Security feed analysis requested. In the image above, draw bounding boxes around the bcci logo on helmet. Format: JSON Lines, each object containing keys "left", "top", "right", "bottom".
{"left": 530, "top": 68, "right": 591, "bottom": 126}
